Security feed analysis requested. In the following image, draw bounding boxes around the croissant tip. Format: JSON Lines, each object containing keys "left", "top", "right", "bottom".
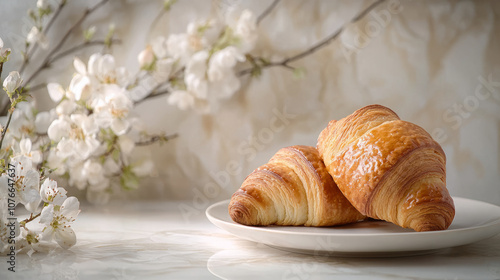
{"left": 229, "top": 200, "right": 254, "bottom": 226}
{"left": 410, "top": 213, "right": 452, "bottom": 232}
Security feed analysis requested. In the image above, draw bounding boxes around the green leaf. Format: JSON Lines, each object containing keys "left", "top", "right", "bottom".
{"left": 120, "top": 167, "right": 139, "bottom": 190}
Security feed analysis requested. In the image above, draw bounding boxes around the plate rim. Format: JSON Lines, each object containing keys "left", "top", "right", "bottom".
{"left": 205, "top": 196, "right": 500, "bottom": 238}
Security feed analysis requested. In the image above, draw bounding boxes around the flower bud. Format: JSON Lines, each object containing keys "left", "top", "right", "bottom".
{"left": 37, "top": 0, "right": 49, "bottom": 10}
{"left": 3, "top": 71, "right": 22, "bottom": 93}
{"left": 0, "top": 37, "right": 11, "bottom": 62}
{"left": 138, "top": 45, "right": 155, "bottom": 70}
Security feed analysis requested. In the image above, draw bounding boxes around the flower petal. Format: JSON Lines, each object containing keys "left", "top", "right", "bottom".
{"left": 73, "top": 57, "right": 87, "bottom": 75}
{"left": 47, "top": 83, "right": 65, "bottom": 102}
{"left": 60, "top": 197, "right": 80, "bottom": 219}
{"left": 54, "top": 227, "right": 76, "bottom": 249}
{"left": 39, "top": 204, "right": 55, "bottom": 225}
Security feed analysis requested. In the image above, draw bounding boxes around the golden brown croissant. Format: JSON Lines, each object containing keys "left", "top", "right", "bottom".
{"left": 317, "top": 104, "right": 455, "bottom": 232}
{"left": 229, "top": 145, "right": 364, "bottom": 226}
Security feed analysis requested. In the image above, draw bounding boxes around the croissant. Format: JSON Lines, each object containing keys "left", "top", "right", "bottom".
{"left": 229, "top": 145, "right": 364, "bottom": 226}
{"left": 317, "top": 104, "right": 455, "bottom": 232}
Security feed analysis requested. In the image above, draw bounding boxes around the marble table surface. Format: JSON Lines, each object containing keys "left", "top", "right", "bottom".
{"left": 1, "top": 200, "right": 499, "bottom": 280}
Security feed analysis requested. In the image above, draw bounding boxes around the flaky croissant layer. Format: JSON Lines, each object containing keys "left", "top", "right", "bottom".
{"left": 229, "top": 145, "right": 365, "bottom": 227}
{"left": 317, "top": 104, "right": 455, "bottom": 232}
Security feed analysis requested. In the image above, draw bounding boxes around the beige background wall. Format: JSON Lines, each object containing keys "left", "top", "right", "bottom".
{"left": 1, "top": 0, "right": 499, "bottom": 206}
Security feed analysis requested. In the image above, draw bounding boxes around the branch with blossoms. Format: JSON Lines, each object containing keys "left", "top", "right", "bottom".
{"left": 0, "top": 0, "right": 387, "bottom": 254}
{"left": 132, "top": 0, "right": 386, "bottom": 110}
{"left": 0, "top": 0, "right": 175, "bottom": 254}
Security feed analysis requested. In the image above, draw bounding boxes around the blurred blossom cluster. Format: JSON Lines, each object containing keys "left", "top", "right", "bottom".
{"left": 137, "top": 9, "right": 258, "bottom": 113}
{"left": 45, "top": 54, "right": 156, "bottom": 203}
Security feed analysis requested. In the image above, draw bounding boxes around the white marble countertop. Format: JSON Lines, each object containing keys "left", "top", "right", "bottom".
{"left": 2, "top": 201, "right": 500, "bottom": 280}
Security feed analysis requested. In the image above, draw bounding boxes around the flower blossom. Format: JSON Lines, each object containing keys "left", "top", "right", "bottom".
{"left": 27, "top": 26, "right": 48, "bottom": 49}
{"left": 39, "top": 196, "right": 80, "bottom": 249}
{"left": 233, "top": 9, "right": 257, "bottom": 53}
{"left": 47, "top": 114, "right": 100, "bottom": 160}
{"left": 15, "top": 138, "right": 42, "bottom": 165}
{"left": 162, "top": 10, "right": 257, "bottom": 113}
{"left": 40, "top": 179, "right": 67, "bottom": 206}
{"left": 0, "top": 37, "right": 11, "bottom": 62}
{"left": 8, "top": 156, "right": 41, "bottom": 212}
{"left": 3, "top": 71, "right": 22, "bottom": 94}
{"left": 93, "top": 84, "right": 133, "bottom": 135}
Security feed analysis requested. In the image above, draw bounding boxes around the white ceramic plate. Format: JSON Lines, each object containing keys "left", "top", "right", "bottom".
{"left": 206, "top": 197, "right": 500, "bottom": 257}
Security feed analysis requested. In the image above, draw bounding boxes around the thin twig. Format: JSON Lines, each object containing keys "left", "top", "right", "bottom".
{"left": 257, "top": 0, "right": 281, "bottom": 25}
{"left": 147, "top": 9, "right": 167, "bottom": 39}
{"left": 48, "top": 39, "right": 121, "bottom": 65}
{"left": 0, "top": 62, "right": 3, "bottom": 83}
{"left": 0, "top": 0, "right": 111, "bottom": 116}
{"left": 22, "top": 0, "right": 111, "bottom": 88}
{"left": 27, "top": 82, "right": 48, "bottom": 93}
{"left": 19, "top": 0, "right": 67, "bottom": 75}
{"left": 20, "top": 212, "right": 42, "bottom": 228}
{"left": 239, "top": 0, "right": 385, "bottom": 76}
{"left": 135, "top": 133, "right": 178, "bottom": 146}
{"left": 0, "top": 110, "right": 13, "bottom": 150}
{"left": 134, "top": 86, "right": 170, "bottom": 106}
{"left": 133, "top": 67, "right": 184, "bottom": 106}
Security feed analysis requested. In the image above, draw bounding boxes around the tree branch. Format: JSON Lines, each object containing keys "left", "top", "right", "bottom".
{"left": 135, "top": 133, "right": 178, "bottom": 146}
{"left": 0, "top": 110, "right": 13, "bottom": 150}
{"left": 48, "top": 39, "right": 121, "bottom": 65}
{"left": 257, "top": 0, "right": 281, "bottom": 25}
{"left": 239, "top": 0, "right": 386, "bottom": 76}
{"left": 19, "top": 0, "right": 67, "bottom": 75}
{"left": 22, "top": 0, "right": 111, "bottom": 88}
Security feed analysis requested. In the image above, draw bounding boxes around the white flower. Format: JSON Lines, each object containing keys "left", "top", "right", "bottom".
{"left": 3, "top": 71, "right": 22, "bottom": 93}
{"left": 55, "top": 99, "right": 77, "bottom": 116}
{"left": 168, "top": 90, "right": 195, "bottom": 110}
{"left": 73, "top": 57, "right": 87, "bottom": 76}
{"left": 39, "top": 197, "right": 80, "bottom": 249}
{"left": 67, "top": 161, "right": 87, "bottom": 190}
{"left": 0, "top": 102, "right": 35, "bottom": 139}
{"left": 88, "top": 53, "right": 129, "bottom": 85}
{"left": 209, "top": 70, "right": 241, "bottom": 99}
{"left": 208, "top": 46, "right": 245, "bottom": 82}
{"left": 47, "top": 82, "right": 65, "bottom": 103}
{"left": 27, "top": 26, "right": 48, "bottom": 49}
{"left": 46, "top": 150, "right": 67, "bottom": 176}
{"left": 17, "top": 138, "right": 42, "bottom": 164}
{"left": 167, "top": 30, "right": 207, "bottom": 65}
{"left": 68, "top": 73, "right": 91, "bottom": 101}
{"left": 138, "top": 45, "right": 155, "bottom": 69}
{"left": 35, "top": 109, "right": 57, "bottom": 134}
{"left": 9, "top": 156, "right": 41, "bottom": 212}
{"left": 82, "top": 160, "right": 109, "bottom": 189}
{"left": 47, "top": 114, "right": 100, "bottom": 160}
{"left": 0, "top": 37, "right": 11, "bottom": 61}
{"left": 103, "top": 157, "right": 120, "bottom": 174}
{"left": 151, "top": 36, "right": 168, "bottom": 58}
{"left": 184, "top": 50, "right": 209, "bottom": 99}
{"left": 233, "top": 10, "right": 257, "bottom": 53}
{"left": 40, "top": 179, "right": 67, "bottom": 206}
{"left": 37, "top": 0, "right": 50, "bottom": 10}
{"left": 93, "top": 84, "right": 133, "bottom": 135}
